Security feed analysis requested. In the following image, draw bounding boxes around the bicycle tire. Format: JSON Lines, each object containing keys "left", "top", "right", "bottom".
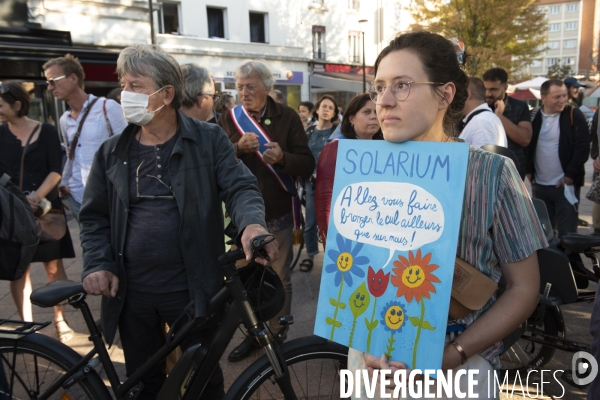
{"left": 0, "top": 334, "right": 111, "bottom": 400}
{"left": 499, "top": 307, "right": 559, "bottom": 376}
{"left": 225, "top": 335, "right": 348, "bottom": 400}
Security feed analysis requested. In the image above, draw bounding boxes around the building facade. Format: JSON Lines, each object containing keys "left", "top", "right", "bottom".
{"left": 526, "top": 0, "right": 600, "bottom": 78}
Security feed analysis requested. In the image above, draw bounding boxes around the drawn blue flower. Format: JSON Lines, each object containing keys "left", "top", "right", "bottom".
{"left": 380, "top": 300, "right": 407, "bottom": 333}
{"left": 324, "top": 234, "right": 367, "bottom": 287}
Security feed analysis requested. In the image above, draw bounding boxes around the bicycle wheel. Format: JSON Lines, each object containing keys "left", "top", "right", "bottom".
{"left": 0, "top": 334, "right": 110, "bottom": 400}
{"left": 499, "top": 307, "right": 559, "bottom": 376}
{"left": 226, "top": 335, "right": 348, "bottom": 400}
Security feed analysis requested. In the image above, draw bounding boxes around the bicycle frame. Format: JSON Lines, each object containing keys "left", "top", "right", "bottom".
{"left": 32, "top": 248, "right": 298, "bottom": 400}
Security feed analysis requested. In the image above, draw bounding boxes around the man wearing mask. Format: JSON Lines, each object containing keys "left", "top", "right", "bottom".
{"left": 180, "top": 64, "right": 221, "bottom": 123}
{"left": 79, "top": 44, "right": 276, "bottom": 399}
{"left": 482, "top": 67, "right": 532, "bottom": 179}
{"left": 43, "top": 54, "right": 127, "bottom": 222}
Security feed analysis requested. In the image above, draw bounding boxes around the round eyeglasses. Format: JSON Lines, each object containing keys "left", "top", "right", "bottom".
{"left": 368, "top": 80, "right": 445, "bottom": 103}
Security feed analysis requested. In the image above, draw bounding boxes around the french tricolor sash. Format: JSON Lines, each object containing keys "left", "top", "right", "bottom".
{"left": 230, "top": 105, "right": 303, "bottom": 231}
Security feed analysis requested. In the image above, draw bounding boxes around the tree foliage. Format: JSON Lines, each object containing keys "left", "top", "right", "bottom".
{"left": 409, "top": 0, "right": 548, "bottom": 77}
{"left": 546, "top": 63, "right": 573, "bottom": 79}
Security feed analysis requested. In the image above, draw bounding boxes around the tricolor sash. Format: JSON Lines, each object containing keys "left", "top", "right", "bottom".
{"left": 230, "top": 105, "right": 303, "bottom": 231}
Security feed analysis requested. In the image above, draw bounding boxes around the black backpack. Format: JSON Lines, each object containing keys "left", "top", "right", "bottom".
{"left": 0, "top": 174, "right": 39, "bottom": 280}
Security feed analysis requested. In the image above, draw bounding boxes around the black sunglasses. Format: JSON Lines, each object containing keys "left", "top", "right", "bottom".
{"left": 0, "top": 85, "right": 18, "bottom": 101}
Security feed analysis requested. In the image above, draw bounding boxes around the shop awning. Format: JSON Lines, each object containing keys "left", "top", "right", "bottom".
{"left": 509, "top": 89, "right": 537, "bottom": 101}
{"left": 310, "top": 72, "right": 372, "bottom": 93}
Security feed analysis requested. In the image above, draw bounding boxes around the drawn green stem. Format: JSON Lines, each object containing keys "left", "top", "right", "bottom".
{"left": 329, "top": 275, "right": 344, "bottom": 340}
{"left": 366, "top": 297, "right": 377, "bottom": 353}
{"left": 385, "top": 332, "right": 396, "bottom": 359}
{"left": 412, "top": 299, "right": 426, "bottom": 369}
{"left": 349, "top": 317, "right": 357, "bottom": 347}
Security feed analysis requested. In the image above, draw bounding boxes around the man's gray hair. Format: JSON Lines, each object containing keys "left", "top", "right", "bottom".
{"left": 117, "top": 44, "right": 183, "bottom": 109}
{"left": 235, "top": 60, "right": 274, "bottom": 91}
{"left": 181, "top": 64, "right": 215, "bottom": 108}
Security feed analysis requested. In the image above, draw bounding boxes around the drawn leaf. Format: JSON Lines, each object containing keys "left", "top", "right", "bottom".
{"left": 338, "top": 302, "right": 347, "bottom": 309}
{"left": 421, "top": 321, "right": 435, "bottom": 330}
{"left": 329, "top": 299, "right": 339, "bottom": 307}
{"left": 333, "top": 320, "right": 342, "bottom": 328}
{"left": 325, "top": 317, "right": 335, "bottom": 326}
{"left": 409, "top": 316, "right": 421, "bottom": 327}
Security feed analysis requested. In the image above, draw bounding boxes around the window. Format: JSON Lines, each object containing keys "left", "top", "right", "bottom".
{"left": 531, "top": 59, "right": 542, "bottom": 67}
{"left": 348, "top": 0, "right": 360, "bottom": 10}
{"left": 348, "top": 31, "right": 361, "bottom": 63}
{"left": 566, "top": 4, "right": 578, "bottom": 12}
{"left": 312, "top": 25, "right": 326, "bottom": 60}
{"left": 249, "top": 12, "right": 267, "bottom": 43}
{"left": 547, "top": 58, "right": 559, "bottom": 66}
{"left": 549, "top": 5, "right": 561, "bottom": 14}
{"left": 563, "top": 57, "right": 574, "bottom": 65}
{"left": 207, "top": 7, "right": 226, "bottom": 39}
{"left": 548, "top": 23, "right": 560, "bottom": 32}
{"left": 565, "top": 21, "right": 578, "bottom": 30}
{"left": 547, "top": 40, "right": 560, "bottom": 49}
{"left": 158, "top": 2, "right": 180, "bottom": 34}
{"left": 564, "top": 39, "right": 577, "bottom": 48}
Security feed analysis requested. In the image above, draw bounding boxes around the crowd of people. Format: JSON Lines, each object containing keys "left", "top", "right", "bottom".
{"left": 1, "top": 29, "right": 600, "bottom": 399}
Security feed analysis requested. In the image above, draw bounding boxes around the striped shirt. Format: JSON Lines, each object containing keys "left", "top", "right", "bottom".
{"left": 454, "top": 146, "right": 548, "bottom": 368}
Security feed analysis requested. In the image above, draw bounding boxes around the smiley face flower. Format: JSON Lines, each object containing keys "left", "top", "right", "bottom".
{"left": 391, "top": 249, "right": 440, "bottom": 303}
{"left": 380, "top": 300, "right": 407, "bottom": 333}
{"left": 325, "top": 234, "right": 368, "bottom": 287}
{"left": 367, "top": 266, "right": 390, "bottom": 297}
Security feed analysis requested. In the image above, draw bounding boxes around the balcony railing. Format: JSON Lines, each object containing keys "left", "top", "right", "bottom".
{"left": 313, "top": 51, "right": 326, "bottom": 60}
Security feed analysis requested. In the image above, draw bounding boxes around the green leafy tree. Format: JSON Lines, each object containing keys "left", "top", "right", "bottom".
{"left": 546, "top": 63, "right": 573, "bottom": 79}
{"left": 409, "top": 0, "right": 548, "bottom": 77}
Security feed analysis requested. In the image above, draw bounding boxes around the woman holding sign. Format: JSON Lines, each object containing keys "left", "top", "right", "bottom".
{"left": 314, "top": 93, "right": 382, "bottom": 248}
{"left": 300, "top": 95, "right": 338, "bottom": 272}
{"left": 351, "top": 31, "right": 547, "bottom": 398}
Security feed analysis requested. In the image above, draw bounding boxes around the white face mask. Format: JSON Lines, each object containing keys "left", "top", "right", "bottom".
{"left": 121, "top": 87, "right": 165, "bottom": 126}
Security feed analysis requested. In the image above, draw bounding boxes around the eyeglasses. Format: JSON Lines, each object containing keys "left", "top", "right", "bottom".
{"left": 236, "top": 84, "right": 257, "bottom": 93}
{"left": 136, "top": 159, "right": 175, "bottom": 200}
{"left": 198, "top": 93, "right": 221, "bottom": 102}
{"left": 0, "top": 85, "right": 17, "bottom": 101}
{"left": 368, "top": 80, "right": 445, "bottom": 103}
{"left": 46, "top": 75, "right": 66, "bottom": 87}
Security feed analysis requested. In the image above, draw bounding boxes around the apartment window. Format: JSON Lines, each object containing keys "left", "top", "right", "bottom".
{"left": 207, "top": 7, "right": 226, "bottom": 38}
{"left": 565, "top": 21, "right": 578, "bottom": 30}
{"left": 563, "top": 57, "right": 574, "bottom": 65}
{"left": 312, "top": 25, "right": 326, "bottom": 60}
{"left": 348, "top": 0, "right": 360, "bottom": 10}
{"left": 348, "top": 31, "right": 361, "bottom": 63}
{"left": 547, "top": 58, "right": 559, "bottom": 66}
{"left": 547, "top": 40, "right": 560, "bottom": 49}
{"left": 566, "top": 4, "right": 578, "bottom": 12}
{"left": 548, "top": 23, "right": 560, "bottom": 32}
{"left": 549, "top": 5, "right": 561, "bottom": 14}
{"left": 249, "top": 12, "right": 267, "bottom": 43}
{"left": 158, "top": 2, "right": 180, "bottom": 34}
{"left": 564, "top": 39, "right": 577, "bottom": 48}
{"left": 531, "top": 59, "right": 542, "bottom": 67}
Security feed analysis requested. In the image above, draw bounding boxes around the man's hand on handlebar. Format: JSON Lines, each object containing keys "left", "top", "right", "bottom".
{"left": 241, "top": 224, "right": 279, "bottom": 265}
{"left": 83, "top": 270, "right": 119, "bottom": 298}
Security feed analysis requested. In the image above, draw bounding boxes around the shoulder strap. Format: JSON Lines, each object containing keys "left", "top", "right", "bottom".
{"left": 19, "top": 123, "right": 41, "bottom": 190}
{"left": 68, "top": 97, "right": 100, "bottom": 160}
{"left": 103, "top": 98, "right": 114, "bottom": 137}
{"left": 464, "top": 108, "right": 491, "bottom": 127}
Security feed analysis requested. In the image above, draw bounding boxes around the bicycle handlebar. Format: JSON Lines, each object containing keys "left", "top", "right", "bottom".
{"left": 218, "top": 233, "right": 275, "bottom": 266}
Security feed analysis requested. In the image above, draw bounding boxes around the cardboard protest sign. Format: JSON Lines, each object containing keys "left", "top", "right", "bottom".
{"left": 314, "top": 140, "right": 469, "bottom": 370}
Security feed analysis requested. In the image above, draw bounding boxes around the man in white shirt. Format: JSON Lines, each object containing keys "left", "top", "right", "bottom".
{"left": 526, "top": 79, "right": 590, "bottom": 237}
{"left": 43, "top": 54, "right": 127, "bottom": 222}
{"left": 459, "top": 77, "right": 507, "bottom": 148}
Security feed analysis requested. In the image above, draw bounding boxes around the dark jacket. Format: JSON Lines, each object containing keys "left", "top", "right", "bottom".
{"left": 79, "top": 111, "right": 265, "bottom": 345}
{"left": 527, "top": 105, "right": 590, "bottom": 187}
{"left": 219, "top": 96, "right": 314, "bottom": 222}
{"left": 590, "top": 109, "right": 598, "bottom": 160}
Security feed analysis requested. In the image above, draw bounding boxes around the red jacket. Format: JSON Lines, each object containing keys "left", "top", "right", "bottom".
{"left": 314, "top": 139, "right": 340, "bottom": 248}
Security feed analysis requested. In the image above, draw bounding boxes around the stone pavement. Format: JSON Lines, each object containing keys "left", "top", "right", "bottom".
{"left": 0, "top": 158, "right": 597, "bottom": 399}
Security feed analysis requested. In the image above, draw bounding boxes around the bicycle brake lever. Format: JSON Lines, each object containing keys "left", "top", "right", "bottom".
{"left": 251, "top": 234, "right": 275, "bottom": 261}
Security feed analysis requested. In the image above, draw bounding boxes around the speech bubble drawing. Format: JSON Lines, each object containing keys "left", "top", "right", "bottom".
{"left": 332, "top": 182, "right": 444, "bottom": 268}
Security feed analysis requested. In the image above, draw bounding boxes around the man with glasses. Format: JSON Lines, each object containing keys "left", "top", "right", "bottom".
{"left": 43, "top": 54, "right": 127, "bottom": 222}
{"left": 180, "top": 64, "right": 221, "bottom": 123}
{"left": 219, "top": 60, "right": 314, "bottom": 362}
{"left": 79, "top": 45, "right": 275, "bottom": 399}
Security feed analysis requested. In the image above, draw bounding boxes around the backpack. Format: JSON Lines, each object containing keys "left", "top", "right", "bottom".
{"left": 0, "top": 174, "right": 39, "bottom": 281}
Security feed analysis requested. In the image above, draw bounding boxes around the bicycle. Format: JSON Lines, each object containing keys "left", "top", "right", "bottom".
{"left": 499, "top": 198, "right": 599, "bottom": 388}
{"left": 0, "top": 234, "right": 347, "bottom": 399}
